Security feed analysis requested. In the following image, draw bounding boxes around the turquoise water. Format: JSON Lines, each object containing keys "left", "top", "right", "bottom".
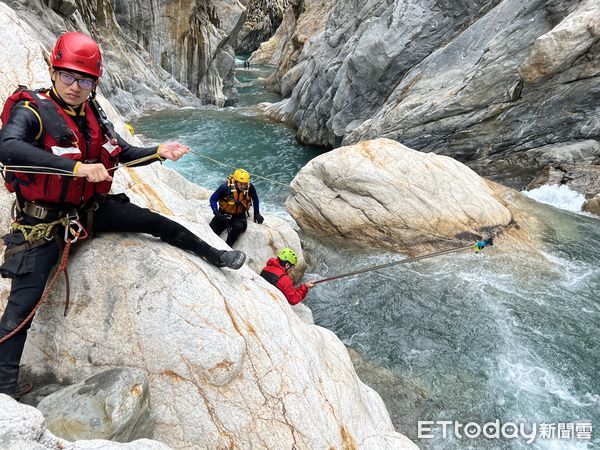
{"left": 135, "top": 58, "right": 322, "bottom": 210}
{"left": 134, "top": 58, "right": 323, "bottom": 209}
{"left": 235, "top": 53, "right": 281, "bottom": 107}
{"left": 136, "top": 107, "right": 322, "bottom": 211}
{"left": 134, "top": 57, "right": 599, "bottom": 449}
{"left": 302, "top": 205, "right": 599, "bottom": 449}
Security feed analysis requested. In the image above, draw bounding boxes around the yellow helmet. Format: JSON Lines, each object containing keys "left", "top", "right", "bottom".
{"left": 232, "top": 169, "right": 250, "bottom": 183}
{"left": 125, "top": 123, "right": 135, "bottom": 135}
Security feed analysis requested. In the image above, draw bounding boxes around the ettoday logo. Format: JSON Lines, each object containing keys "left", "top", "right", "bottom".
{"left": 417, "top": 420, "right": 593, "bottom": 444}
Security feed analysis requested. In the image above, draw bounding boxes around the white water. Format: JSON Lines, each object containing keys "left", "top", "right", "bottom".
{"left": 523, "top": 185, "right": 587, "bottom": 214}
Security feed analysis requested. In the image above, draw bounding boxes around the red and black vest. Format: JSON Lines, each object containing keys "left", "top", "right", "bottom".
{"left": 260, "top": 259, "right": 286, "bottom": 286}
{"left": 0, "top": 88, "right": 122, "bottom": 206}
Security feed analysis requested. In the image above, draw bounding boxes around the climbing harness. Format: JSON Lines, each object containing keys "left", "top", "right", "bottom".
{"left": 9, "top": 215, "right": 73, "bottom": 242}
{"left": 312, "top": 238, "right": 494, "bottom": 286}
{"left": 0, "top": 213, "right": 87, "bottom": 345}
{"left": 217, "top": 213, "right": 234, "bottom": 241}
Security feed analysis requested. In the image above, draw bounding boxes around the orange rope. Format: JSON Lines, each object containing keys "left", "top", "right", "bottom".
{"left": 0, "top": 235, "right": 76, "bottom": 344}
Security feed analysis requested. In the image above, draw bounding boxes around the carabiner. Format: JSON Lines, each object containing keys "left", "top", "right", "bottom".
{"left": 64, "top": 219, "right": 88, "bottom": 243}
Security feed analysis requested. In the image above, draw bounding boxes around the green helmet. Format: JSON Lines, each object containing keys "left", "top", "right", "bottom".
{"left": 277, "top": 247, "right": 298, "bottom": 265}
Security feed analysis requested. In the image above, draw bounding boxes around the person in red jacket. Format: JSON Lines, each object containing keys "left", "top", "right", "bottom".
{"left": 260, "top": 248, "right": 314, "bottom": 305}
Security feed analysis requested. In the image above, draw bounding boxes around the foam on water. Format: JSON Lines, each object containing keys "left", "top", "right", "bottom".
{"left": 523, "top": 185, "right": 586, "bottom": 214}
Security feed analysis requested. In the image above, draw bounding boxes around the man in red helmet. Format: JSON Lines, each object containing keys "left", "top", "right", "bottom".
{"left": 0, "top": 32, "right": 246, "bottom": 399}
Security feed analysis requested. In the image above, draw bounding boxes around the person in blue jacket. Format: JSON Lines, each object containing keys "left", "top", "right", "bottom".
{"left": 209, "top": 169, "right": 264, "bottom": 246}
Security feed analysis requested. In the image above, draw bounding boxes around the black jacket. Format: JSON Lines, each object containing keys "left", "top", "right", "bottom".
{"left": 0, "top": 88, "right": 158, "bottom": 173}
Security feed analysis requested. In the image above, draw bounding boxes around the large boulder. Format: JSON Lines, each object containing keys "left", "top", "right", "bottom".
{"left": 286, "top": 138, "right": 513, "bottom": 254}
{"left": 583, "top": 196, "right": 600, "bottom": 216}
{"left": 0, "top": 394, "right": 170, "bottom": 449}
{"left": 8, "top": 213, "right": 415, "bottom": 448}
{"left": 36, "top": 368, "right": 152, "bottom": 442}
{"left": 518, "top": 0, "right": 600, "bottom": 82}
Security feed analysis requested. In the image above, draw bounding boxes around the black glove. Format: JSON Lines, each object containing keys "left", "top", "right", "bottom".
{"left": 254, "top": 212, "right": 264, "bottom": 224}
{"left": 213, "top": 210, "right": 225, "bottom": 220}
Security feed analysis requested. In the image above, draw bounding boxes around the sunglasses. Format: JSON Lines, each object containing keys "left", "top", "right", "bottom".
{"left": 57, "top": 71, "right": 95, "bottom": 90}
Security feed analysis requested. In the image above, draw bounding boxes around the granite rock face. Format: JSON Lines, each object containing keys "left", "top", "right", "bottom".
{"left": 286, "top": 138, "right": 513, "bottom": 254}
{"left": 469, "top": 140, "right": 600, "bottom": 189}
{"left": 236, "top": 0, "right": 289, "bottom": 53}
{"left": 526, "top": 164, "right": 600, "bottom": 198}
{"left": 3, "top": 0, "right": 246, "bottom": 114}
{"left": 112, "top": 0, "right": 246, "bottom": 107}
{"left": 252, "top": 0, "right": 334, "bottom": 96}
{"left": 261, "top": 0, "right": 600, "bottom": 178}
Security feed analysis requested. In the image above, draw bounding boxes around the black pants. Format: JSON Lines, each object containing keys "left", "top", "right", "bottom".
{"left": 209, "top": 213, "right": 247, "bottom": 246}
{"left": 0, "top": 195, "right": 223, "bottom": 396}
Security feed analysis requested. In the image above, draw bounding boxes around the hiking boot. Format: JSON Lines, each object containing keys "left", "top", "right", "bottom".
{"left": 1, "top": 382, "right": 33, "bottom": 401}
{"left": 218, "top": 250, "right": 246, "bottom": 269}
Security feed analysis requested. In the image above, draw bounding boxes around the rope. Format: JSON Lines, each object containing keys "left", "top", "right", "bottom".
{"left": 1, "top": 165, "right": 75, "bottom": 176}
{"left": 10, "top": 217, "right": 71, "bottom": 242}
{"left": 111, "top": 153, "right": 161, "bottom": 171}
{"left": 0, "top": 233, "right": 77, "bottom": 345}
{"left": 0, "top": 150, "right": 291, "bottom": 187}
{"left": 0, "top": 153, "right": 160, "bottom": 178}
{"left": 312, "top": 240, "right": 492, "bottom": 285}
{"left": 188, "top": 150, "right": 291, "bottom": 187}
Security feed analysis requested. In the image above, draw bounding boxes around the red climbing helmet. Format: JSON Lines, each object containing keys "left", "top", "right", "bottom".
{"left": 50, "top": 32, "right": 103, "bottom": 78}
